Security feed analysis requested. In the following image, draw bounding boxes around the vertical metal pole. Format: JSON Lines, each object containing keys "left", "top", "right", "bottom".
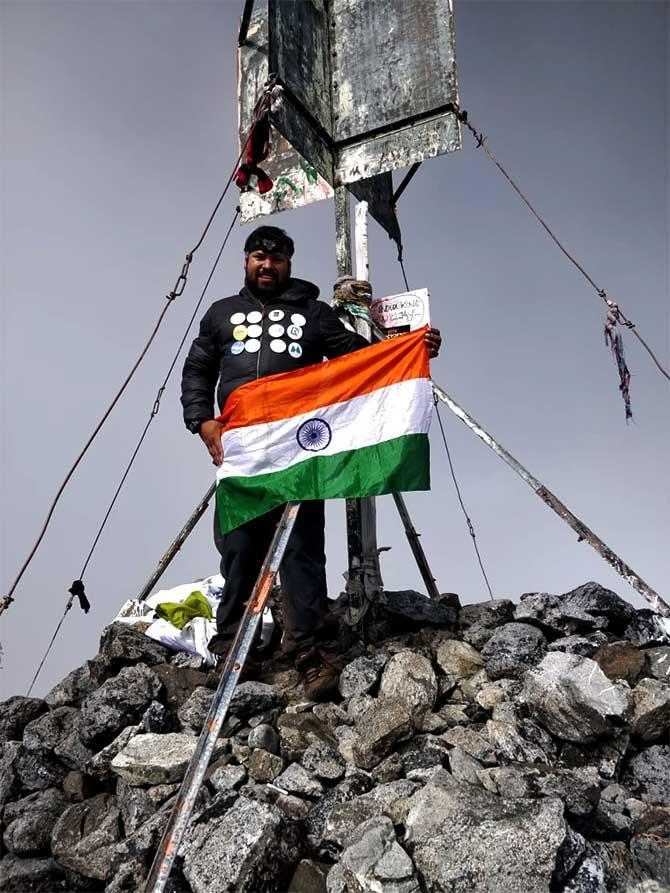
{"left": 144, "top": 502, "right": 301, "bottom": 893}
{"left": 392, "top": 493, "right": 441, "bottom": 600}
{"left": 334, "top": 185, "right": 352, "bottom": 278}
{"left": 333, "top": 189, "right": 383, "bottom": 624}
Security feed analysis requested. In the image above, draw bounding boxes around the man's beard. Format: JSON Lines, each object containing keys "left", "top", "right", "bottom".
{"left": 245, "top": 273, "right": 285, "bottom": 300}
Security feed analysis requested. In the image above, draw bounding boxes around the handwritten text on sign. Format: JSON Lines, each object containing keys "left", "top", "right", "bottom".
{"left": 371, "top": 289, "right": 430, "bottom": 336}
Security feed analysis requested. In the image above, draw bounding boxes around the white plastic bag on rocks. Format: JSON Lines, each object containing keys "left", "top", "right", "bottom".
{"left": 142, "top": 573, "right": 225, "bottom": 666}
{"left": 145, "top": 616, "right": 217, "bottom": 666}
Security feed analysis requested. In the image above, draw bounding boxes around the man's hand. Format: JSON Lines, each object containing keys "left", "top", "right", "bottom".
{"left": 199, "top": 419, "right": 224, "bottom": 466}
{"left": 425, "top": 327, "right": 442, "bottom": 359}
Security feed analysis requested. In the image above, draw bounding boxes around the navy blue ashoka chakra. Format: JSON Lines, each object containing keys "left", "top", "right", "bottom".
{"left": 296, "top": 418, "right": 332, "bottom": 452}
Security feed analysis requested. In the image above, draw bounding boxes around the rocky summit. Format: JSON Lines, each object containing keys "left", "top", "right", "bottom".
{"left": 1, "top": 581, "right": 669, "bottom": 893}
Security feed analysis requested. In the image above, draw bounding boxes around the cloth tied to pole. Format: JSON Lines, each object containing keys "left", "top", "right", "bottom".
{"left": 604, "top": 298, "right": 633, "bottom": 421}
{"left": 68, "top": 579, "right": 91, "bottom": 613}
{"left": 332, "top": 276, "right": 373, "bottom": 323}
{"left": 235, "top": 79, "right": 283, "bottom": 196}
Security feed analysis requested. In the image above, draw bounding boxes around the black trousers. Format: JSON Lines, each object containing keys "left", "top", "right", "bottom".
{"left": 213, "top": 500, "right": 331, "bottom": 656}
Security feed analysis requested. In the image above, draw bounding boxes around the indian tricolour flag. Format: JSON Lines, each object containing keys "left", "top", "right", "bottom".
{"left": 215, "top": 326, "right": 432, "bottom": 534}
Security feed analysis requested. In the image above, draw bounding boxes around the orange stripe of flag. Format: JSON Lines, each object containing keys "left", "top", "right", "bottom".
{"left": 218, "top": 325, "right": 430, "bottom": 432}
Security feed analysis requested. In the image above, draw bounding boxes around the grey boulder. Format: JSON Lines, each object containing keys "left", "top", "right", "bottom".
{"left": 646, "top": 646, "right": 670, "bottom": 681}
{"left": 435, "top": 640, "right": 484, "bottom": 682}
{"left": 275, "top": 762, "right": 324, "bottom": 798}
{"left": 78, "top": 663, "right": 162, "bottom": 748}
{"left": 379, "top": 590, "right": 457, "bottom": 629}
{"left": 522, "top": 652, "right": 631, "bottom": 743}
{"left": 97, "top": 621, "right": 171, "bottom": 672}
{"left": 623, "top": 745, "right": 670, "bottom": 806}
{"left": 547, "top": 632, "right": 609, "bottom": 657}
{"left": 2, "top": 788, "right": 67, "bottom": 855}
{"left": 302, "top": 741, "right": 346, "bottom": 782}
{"left": 481, "top": 622, "right": 547, "bottom": 680}
{"left": 339, "top": 654, "right": 387, "bottom": 699}
{"left": 50, "top": 792, "right": 122, "bottom": 881}
{"left": 458, "top": 600, "right": 515, "bottom": 650}
{"left": 624, "top": 610, "right": 670, "bottom": 648}
{"left": 378, "top": 652, "right": 437, "bottom": 718}
{"left": 515, "top": 582, "right": 636, "bottom": 636}
{"left": 45, "top": 661, "right": 99, "bottom": 708}
{"left": 405, "top": 779, "right": 567, "bottom": 893}
{"left": 230, "top": 681, "right": 285, "bottom": 718}
{"left": 182, "top": 796, "right": 300, "bottom": 893}
{"left": 177, "top": 686, "right": 213, "bottom": 733}
{"left": 631, "top": 678, "right": 670, "bottom": 741}
{"left": 22, "top": 707, "right": 92, "bottom": 770}
{"left": 336, "top": 815, "right": 420, "bottom": 893}
{"left": 0, "top": 697, "right": 48, "bottom": 742}
{"left": 0, "top": 854, "right": 78, "bottom": 892}
{"left": 351, "top": 699, "right": 412, "bottom": 770}
{"left": 111, "top": 732, "right": 225, "bottom": 785}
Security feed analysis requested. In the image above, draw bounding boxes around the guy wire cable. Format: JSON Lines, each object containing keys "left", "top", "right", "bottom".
{"left": 395, "top": 252, "right": 495, "bottom": 600}
{"left": 433, "top": 395, "right": 495, "bottom": 601}
{"left": 26, "top": 209, "right": 239, "bottom": 696}
{"left": 452, "top": 104, "right": 670, "bottom": 416}
{"left": 2, "top": 105, "right": 264, "bottom": 609}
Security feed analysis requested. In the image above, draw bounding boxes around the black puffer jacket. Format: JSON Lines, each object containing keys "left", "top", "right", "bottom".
{"left": 180, "top": 278, "right": 368, "bottom": 431}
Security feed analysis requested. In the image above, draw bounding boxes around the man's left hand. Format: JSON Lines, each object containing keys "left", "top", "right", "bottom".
{"left": 425, "top": 327, "right": 442, "bottom": 359}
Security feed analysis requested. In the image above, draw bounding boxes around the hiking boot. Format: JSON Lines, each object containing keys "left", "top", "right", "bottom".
{"left": 295, "top": 646, "right": 341, "bottom": 702}
{"left": 208, "top": 634, "right": 263, "bottom": 681}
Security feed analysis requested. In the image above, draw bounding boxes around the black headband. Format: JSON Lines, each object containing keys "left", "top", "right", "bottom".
{"left": 244, "top": 228, "right": 294, "bottom": 258}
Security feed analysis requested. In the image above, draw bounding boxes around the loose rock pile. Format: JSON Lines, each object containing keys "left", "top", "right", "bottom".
{"left": 1, "top": 582, "right": 669, "bottom": 893}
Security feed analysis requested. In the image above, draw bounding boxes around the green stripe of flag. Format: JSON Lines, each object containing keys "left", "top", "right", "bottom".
{"left": 216, "top": 433, "right": 429, "bottom": 535}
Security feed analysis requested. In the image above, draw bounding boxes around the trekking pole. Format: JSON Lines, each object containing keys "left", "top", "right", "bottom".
{"left": 143, "top": 501, "right": 302, "bottom": 893}
{"left": 137, "top": 483, "right": 216, "bottom": 603}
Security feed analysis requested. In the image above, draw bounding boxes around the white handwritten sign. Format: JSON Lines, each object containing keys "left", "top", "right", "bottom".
{"left": 371, "top": 289, "right": 430, "bottom": 336}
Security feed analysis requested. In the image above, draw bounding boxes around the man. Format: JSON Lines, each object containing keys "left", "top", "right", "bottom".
{"left": 181, "top": 225, "right": 441, "bottom": 699}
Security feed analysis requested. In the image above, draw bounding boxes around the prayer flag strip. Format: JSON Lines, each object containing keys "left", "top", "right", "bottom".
{"left": 215, "top": 326, "right": 432, "bottom": 534}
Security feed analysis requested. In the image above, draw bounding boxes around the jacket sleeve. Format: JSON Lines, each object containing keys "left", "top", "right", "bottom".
{"left": 180, "top": 306, "right": 220, "bottom": 430}
{"left": 317, "top": 301, "right": 370, "bottom": 359}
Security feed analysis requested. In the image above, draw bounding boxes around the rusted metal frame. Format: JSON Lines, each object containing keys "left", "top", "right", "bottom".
{"left": 271, "top": 85, "right": 456, "bottom": 155}
{"left": 136, "top": 483, "right": 216, "bottom": 603}
{"left": 144, "top": 502, "right": 301, "bottom": 893}
{"left": 431, "top": 382, "right": 668, "bottom": 616}
{"left": 238, "top": 0, "right": 255, "bottom": 47}
{"left": 335, "top": 105, "right": 457, "bottom": 151}
{"left": 392, "top": 162, "right": 422, "bottom": 206}
{"left": 271, "top": 77, "right": 336, "bottom": 150}
{"left": 392, "top": 493, "right": 441, "bottom": 600}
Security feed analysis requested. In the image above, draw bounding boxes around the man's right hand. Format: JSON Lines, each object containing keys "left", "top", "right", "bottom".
{"left": 198, "top": 419, "right": 224, "bottom": 466}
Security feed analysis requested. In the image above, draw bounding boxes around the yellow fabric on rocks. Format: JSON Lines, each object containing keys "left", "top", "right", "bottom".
{"left": 154, "top": 590, "right": 213, "bottom": 630}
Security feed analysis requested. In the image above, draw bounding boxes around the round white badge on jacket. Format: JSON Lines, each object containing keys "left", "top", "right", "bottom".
{"left": 230, "top": 312, "right": 246, "bottom": 325}
{"left": 269, "top": 323, "right": 285, "bottom": 338}
{"left": 288, "top": 342, "right": 303, "bottom": 358}
{"left": 244, "top": 339, "right": 261, "bottom": 353}
{"left": 287, "top": 325, "right": 303, "bottom": 340}
{"left": 291, "top": 313, "right": 306, "bottom": 326}
{"left": 270, "top": 339, "right": 286, "bottom": 353}
{"left": 268, "top": 309, "right": 284, "bottom": 322}
{"left": 247, "top": 311, "right": 262, "bottom": 324}
{"left": 247, "top": 324, "right": 262, "bottom": 338}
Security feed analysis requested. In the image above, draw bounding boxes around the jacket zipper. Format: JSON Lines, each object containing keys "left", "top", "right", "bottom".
{"left": 252, "top": 294, "right": 265, "bottom": 381}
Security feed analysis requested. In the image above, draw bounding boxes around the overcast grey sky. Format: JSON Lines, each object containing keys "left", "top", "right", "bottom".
{"left": 1, "top": 1, "right": 668, "bottom": 698}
